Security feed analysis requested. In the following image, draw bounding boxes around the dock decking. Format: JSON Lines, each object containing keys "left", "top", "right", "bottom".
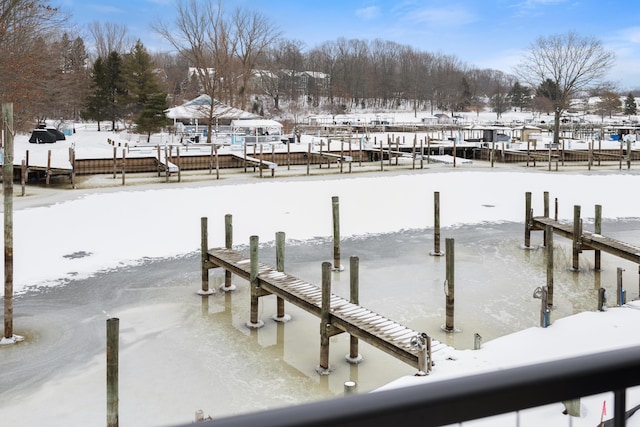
{"left": 205, "top": 246, "right": 447, "bottom": 373}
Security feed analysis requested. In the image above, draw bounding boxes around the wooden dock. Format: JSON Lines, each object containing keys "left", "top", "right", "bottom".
{"left": 203, "top": 244, "right": 447, "bottom": 374}
{"left": 525, "top": 192, "right": 640, "bottom": 271}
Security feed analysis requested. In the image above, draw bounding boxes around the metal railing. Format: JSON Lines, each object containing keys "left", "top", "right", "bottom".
{"left": 177, "top": 345, "right": 640, "bottom": 427}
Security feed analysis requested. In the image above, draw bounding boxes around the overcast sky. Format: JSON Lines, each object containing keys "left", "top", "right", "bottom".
{"left": 63, "top": 0, "right": 640, "bottom": 90}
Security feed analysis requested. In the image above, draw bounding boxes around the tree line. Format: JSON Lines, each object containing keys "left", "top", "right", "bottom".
{"left": 0, "top": 0, "right": 631, "bottom": 135}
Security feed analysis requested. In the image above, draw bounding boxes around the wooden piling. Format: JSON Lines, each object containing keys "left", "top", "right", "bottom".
{"left": 572, "top": 205, "right": 581, "bottom": 271}
{"left": 524, "top": 192, "right": 532, "bottom": 248}
{"left": 617, "top": 267, "right": 625, "bottom": 306}
{"left": 332, "top": 196, "right": 343, "bottom": 271}
{"left": 221, "top": 214, "right": 235, "bottom": 292}
{"left": 106, "top": 317, "right": 119, "bottom": 427}
{"left": 121, "top": 149, "right": 126, "bottom": 186}
{"left": 595, "top": 204, "right": 602, "bottom": 271}
{"left": 319, "top": 261, "right": 332, "bottom": 372}
{"left": 248, "top": 235, "right": 263, "bottom": 328}
{"left": 347, "top": 256, "right": 362, "bottom": 363}
{"left": 306, "top": 143, "right": 311, "bottom": 176}
{"left": 113, "top": 146, "right": 117, "bottom": 179}
{"left": 20, "top": 160, "right": 25, "bottom": 197}
{"left": 214, "top": 143, "right": 220, "bottom": 179}
{"left": 274, "top": 231, "right": 287, "bottom": 321}
{"left": 546, "top": 224, "right": 554, "bottom": 307}
{"left": 199, "top": 217, "right": 214, "bottom": 295}
{"left": 46, "top": 150, "right": 51, "bottom": 185}
{"left": 431, "top": 191, "right": 443, "bottom": 256}
{"left": 543, "top": 191, "right": 549, "bottom": 244}
{"left": 444, "top": 238, "right": 455, "bottom": 332}
{"left": 3, "top": 103, "right": 14, "bottom": 340}
{"left": 598, "top": 287, "right": 607, "bottom": 311}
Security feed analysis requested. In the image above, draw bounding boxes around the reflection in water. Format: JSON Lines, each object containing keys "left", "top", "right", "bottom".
{"left": 2, "top": 220, "right": 640, "bottom": 423}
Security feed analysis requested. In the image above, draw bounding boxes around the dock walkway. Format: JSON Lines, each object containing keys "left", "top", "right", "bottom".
{"left": 531, "top": 216, "right": 640, "bottom": 265}
{"left": 205, "top": 246, "right": 449, "bottom": 373}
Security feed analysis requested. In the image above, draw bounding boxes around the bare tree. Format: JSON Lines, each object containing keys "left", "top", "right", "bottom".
{"left": 516, "top": 31, "right": 614, "bottom": 145}
{"left": 88, "top": 21, "right": 133, "bottom": 59}
{"left": 0, "top": 0, "right": 67, "bottom": 130}
{"left": 154, "top": 0, "right": 235, "bottom": 143}
{"left": 232, "top": 7, "right": 280, "bottom": 111}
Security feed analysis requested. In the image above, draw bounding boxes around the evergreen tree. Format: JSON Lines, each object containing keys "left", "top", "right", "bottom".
{"left": 135, "top": 92, "right": 168, "bottom": 141}
{"left": 82, "top": 56, "right": 109, "bottom": 131}
{"left": 82, "top": 51, "right": 128, "bottom": 131}
{"left": 124, "top": 40, "right": 163, "bottom": 119}
{"left": 624, "top": 93, "right": 637, "bottom": 116}
{"left": 508, "top": 81, "right": 531, "bottom": 111}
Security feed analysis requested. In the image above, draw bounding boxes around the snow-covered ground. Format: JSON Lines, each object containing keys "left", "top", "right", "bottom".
{"left": 2, "top": 120, "right": 640, "bottom": 426}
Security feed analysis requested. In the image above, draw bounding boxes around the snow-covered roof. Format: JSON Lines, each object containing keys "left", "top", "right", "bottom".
{"left": 165, "top": 95, "right": 258, "bottom": 120}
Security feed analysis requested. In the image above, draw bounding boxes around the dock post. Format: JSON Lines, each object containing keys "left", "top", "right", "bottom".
{"left": 344, "top": 381, "right": 357, "bottom": 395}
{"left": 572, "top": 205, "right": 581, "bottom": 271}
{"left": 414, "top": 333, "right": 431, "bottom": 375}
{"left": 474, "top": 333, "right": 482, "bottom": 350}
{"left": 247, "top": 235, "right": 264, "bottom": 328}
{"left": 332, "top": 196, "right": 343, "bottom": 271}
{"left": 306, "top": 143, "right": 311, "bottom": 176}
{"left": 431, "top": 191, "right": 444, "bottom": 256}
{"left": 106, "top": 318, "right": 119, "bottom": 427}
{"left": 220, "top": 214, "right": 236, "bottom": 292}
{"left": 199, "top": 217, "right": 214, "bottom": 295}
{"left": 524, "top": 192, "right": 532, "bottom": 249}
{"left": 121, "top": 149, "right": 126, "bottom": 186}
{"left": 598, "top": 288, "right": 607, "bottom": 311}
{"left": 443, "top": 238, "right": 456, "bottom": 332}
{"left": 318, "top": 261, "right": 333, "bottom": 374}
{"left": 543, "top": 191, "right": 549, "bottom": 244}
{"left": 346, "top": 256, "right": 363, "bottom": 363}
{"left": 627, "top": 140, "right": 632, "bottom": 169}
{"left": 546, "top": 225, "right": 554, "bottom": 307}
{"left": 617, "top": 267, "right": 626, "bottom": 306}
{"left": 273, "top": 231, "right": 290, "bottom": 322}
{"left": 594, "top": 205, "right": 602, "bottom": 271}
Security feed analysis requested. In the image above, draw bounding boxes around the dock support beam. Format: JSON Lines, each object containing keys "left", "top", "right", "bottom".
{"left": 199, "top": 217, "right": 214, "bottom": 295}
{"left": 347, "top": 256, "right": 363, "bottom": 363}
{"left": 221, "top": 214, "right": 236, "bottom": 292}
{"left": 247, "top": 235, "right": 264, "bottom": 329}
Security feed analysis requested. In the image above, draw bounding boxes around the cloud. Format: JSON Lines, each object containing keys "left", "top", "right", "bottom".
{"left": 355, "top": 6, "right": 380, "bottom": 20}
{"left": 512, "top": 0, "right": 568, "bottom": 17}
{"left": 400, "top": 5, "right": 477, "bottom": 28}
